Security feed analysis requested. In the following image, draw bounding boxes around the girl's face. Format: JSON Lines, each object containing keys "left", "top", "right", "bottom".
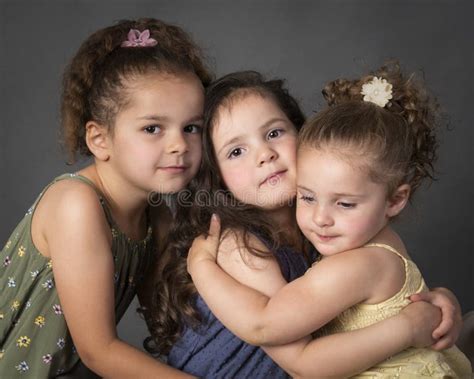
{"left": 212, "top": 93, "right": 298, "bottom": 210}
{"left": 296, "top": 147, "right": 391, "bottom": 256}
{"left": 109, "top": 72, "right": 204, "bottom": 195}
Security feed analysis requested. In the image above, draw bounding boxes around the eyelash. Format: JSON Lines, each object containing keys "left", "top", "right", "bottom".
{"left": 267, "top": 128, "right": 284, "bottom": 139}
{"left": 338, "top": 202, "right": 356, "bottom": 209}
{"left": 226, "top": 128, "right": 285, "bottom": 159}
{"left": 299, "top": 196, "right": 357, "bottom": 209}
{"left": 228, "top": 147, "right": 244, "bottom": 159}
{"left": 144, "top": 125, "right": 161, "bottom": 134}
{"left": 184, "top": 124, "right": 203, "bottom": 134}
{"left": 144, "top": 124, "right": 202, "bottom": 135}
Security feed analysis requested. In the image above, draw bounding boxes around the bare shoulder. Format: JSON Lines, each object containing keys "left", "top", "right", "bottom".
{"left": 315, "top": 246, "right": 402, "bottom": 276}
{"left": 217, "top": 228, "right": 286, "bottom": 296}
{"left": 217, "top": 228, "right": 273, "bottom": 270}
{"left": 33, "top": 178, "right": 110, "bottom": 257}
{"left": 322, "top": 246, "right": 406, "bottom": 303}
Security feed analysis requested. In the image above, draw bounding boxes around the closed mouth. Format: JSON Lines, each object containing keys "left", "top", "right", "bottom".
{"left": 260, "top": 170, "right": 287, "bottom": 186}
{"left": 315, "top": 233, "right": 337, "bottom": 242}
{"left": 159, "top": 165, "right": 188, "bottom": 173}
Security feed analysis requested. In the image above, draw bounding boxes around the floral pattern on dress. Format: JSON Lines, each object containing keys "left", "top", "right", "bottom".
{"left": 3, "top": 256, "right": 11, "bottom": 266}
{"left": 42, "top": 354, "right": 52, "bottom": 364}
{"left": 18, "top": 246, "right": 26, "bottom": 257}
{"left": 34, "top": 316, "right": 46, "bottom": 328}
{"left": 17, "top": 336, "right": 31, "bottom": 348}
{"left": 42, "top": 279, "right": 54, "bottom": 290}
{"left": 16, "top": 361, "right": 29, "bottom": 372}
{"left": 0, "top": 173, "right": 154, "bottom": 377}
{"left": 52, "top": 304, "right": 62, "bottom": 315}
{"left": 11, "top": 300, "right": 20, "bottom": 311}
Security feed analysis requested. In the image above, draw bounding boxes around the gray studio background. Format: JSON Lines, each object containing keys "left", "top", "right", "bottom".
{"left": 1, "top": 0, "right": 473, "bottom": 351}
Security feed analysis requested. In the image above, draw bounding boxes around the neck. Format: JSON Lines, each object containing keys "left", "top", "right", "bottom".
{"left": 368, "top": 224, "right": 407, "bottom": 254}
{"left": 78, "top": 163, "right": 149, "bottom": 237}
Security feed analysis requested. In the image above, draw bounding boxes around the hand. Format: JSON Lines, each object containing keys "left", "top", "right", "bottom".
{"left": 409, "top": 287, "right": 462, "bottom": 350}
{"left": 186, "top": 214, "right": 221, "bottom": 275}
{"left": 400, "top": 301, "right": 441, "bottom": 348}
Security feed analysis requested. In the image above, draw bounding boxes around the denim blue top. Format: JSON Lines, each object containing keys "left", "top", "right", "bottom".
{"left": 168, "top": 242, "right": 309, "bottom": 379}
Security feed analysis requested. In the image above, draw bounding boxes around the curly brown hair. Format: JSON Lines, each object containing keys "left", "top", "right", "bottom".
{"left": 299, "top": 61, "right": 440, "bottom": 197}
{"left": 60, "top": 18, "right": 212, "bottom": 163}
{"left": 144, "top": 71, "right": 307, "bottom": 355}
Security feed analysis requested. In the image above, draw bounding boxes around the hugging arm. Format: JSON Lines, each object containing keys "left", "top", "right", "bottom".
{"left": 187, "top": 218, "right": 441, "bottom": 378}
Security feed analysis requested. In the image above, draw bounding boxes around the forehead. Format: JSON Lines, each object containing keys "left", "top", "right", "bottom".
{"left": 212, "top": 93, "right": 286, "bottom": 140}
{"left": 297, "top": 147, "right": 373, "bottom": 188}
{"left": 122, "top": 72, "right": 204, "bottom": 112}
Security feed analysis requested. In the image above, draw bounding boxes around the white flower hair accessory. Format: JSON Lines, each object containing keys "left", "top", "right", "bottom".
{"left": 360, "top": 76, "right": 393, "bottom": 107}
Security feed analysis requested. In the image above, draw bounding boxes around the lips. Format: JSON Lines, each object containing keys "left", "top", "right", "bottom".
{"left": 158, "top": 165, "right": 188, "bottom": 174}
{"left": 260, "top": 170, "right": 287, "bottom": 186}
{"left": 315, "top": 233, "right": 337, "bottom": 243}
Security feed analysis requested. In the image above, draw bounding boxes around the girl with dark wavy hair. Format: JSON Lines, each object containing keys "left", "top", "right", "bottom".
{"left": 187, "top": 63, "right": 471, "bottom": 377}
{"left": 144, "top": 69, "right": 463, "bottom": 378}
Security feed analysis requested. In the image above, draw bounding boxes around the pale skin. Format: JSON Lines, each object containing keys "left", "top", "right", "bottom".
{"left": 186, "top": 94, "right": 462, "bottom": 378}
{"left": 30, "top": 72, "right": 204, "bottom": 378}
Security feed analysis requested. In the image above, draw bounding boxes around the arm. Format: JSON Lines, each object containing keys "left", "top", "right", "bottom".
{"left": 42, "top": 181, "right": 193, "bottom": 379}
{"left": 188, "top": 217, "right": 387, "bottom": 345}
{"left": 188, "top": 217, "right": 441, "bottom": 378}
{"left": 263, "top": 301, "right": 441, "bottom": 378}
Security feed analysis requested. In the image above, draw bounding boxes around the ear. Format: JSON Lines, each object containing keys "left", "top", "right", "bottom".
{"left": 386, "top": 184, "right": 411, "bottom": 218}
{"left": 85, "top": 121, "right": 111, "bottom": 161}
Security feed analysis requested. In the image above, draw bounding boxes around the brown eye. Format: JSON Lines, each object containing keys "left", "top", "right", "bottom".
{"left": 183, "top": 124, "right": 202, "bottom": 134}
{"left": 267, "top": 129, "right": 283, "bottom": 139}
{"left": 228, "top": 148, "right": 243, "bottom": 159}
{"left": 144, "top": 125, "right": 161, "bottom": 134}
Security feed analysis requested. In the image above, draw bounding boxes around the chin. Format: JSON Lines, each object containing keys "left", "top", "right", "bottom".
{"left": 151, "top": 185, "right": 186, "bottom": 197}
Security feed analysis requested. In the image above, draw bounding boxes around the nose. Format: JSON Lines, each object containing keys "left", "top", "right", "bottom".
{"left": 166, "top": 130, "right": 188, "bottom": 154}
{"left": 313, "top": 204, "right": 334, "bottom": 228}
{"left": 258, "top": 144, "right": 278, "bottom": 166}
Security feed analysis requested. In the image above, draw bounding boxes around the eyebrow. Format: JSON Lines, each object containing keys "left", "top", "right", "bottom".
{"left": 297, "top": 185, "right": 314, "bottom": 193}
{"left": 297, "top": 186, "right": 365, "bottom": 198}
{"left": 137, "top": 114, "right": 204, "bottom": 123}
{"left": 216, "top": 117, "right": 288, "bottom": 156}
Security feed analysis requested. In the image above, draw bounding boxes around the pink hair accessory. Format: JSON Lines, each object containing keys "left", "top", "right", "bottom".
{"left": 121, "top": 29, "right": 158, "bottom": 47}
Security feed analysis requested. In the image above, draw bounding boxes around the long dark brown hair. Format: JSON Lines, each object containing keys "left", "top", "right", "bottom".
{"left": 145, "top": 71, "right": 306, "bottom": 355}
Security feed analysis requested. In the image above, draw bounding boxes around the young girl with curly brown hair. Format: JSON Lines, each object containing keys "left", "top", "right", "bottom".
{"left": 187, "top": 64, "right": 472, "bottom": 377}
{"left": 0, "top": 18, "right": 210, "bottom": 378}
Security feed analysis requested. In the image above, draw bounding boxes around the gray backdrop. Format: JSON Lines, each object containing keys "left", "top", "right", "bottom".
{"left": 1, "top": 0, "right": 473, "bottom": 350}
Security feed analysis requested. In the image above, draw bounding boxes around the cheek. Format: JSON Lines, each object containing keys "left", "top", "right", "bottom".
{"left": 296, "top": 205, "right": 312, "bottom": 234}
{"left": 188, "top": 135, "right": 202, "bottom": 157}
{"left": 221, "top": 165, "right": 252, "bottom": 194}
{"left": 282, "top": 139, "right": 297, "bottom": 170}
{"left": 345, "top": 212, "right": 377, "bottom": 238}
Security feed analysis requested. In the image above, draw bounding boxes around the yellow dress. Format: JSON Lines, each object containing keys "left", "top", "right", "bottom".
{"left": 317, "top": 243, "right": 472, "bottom": 378}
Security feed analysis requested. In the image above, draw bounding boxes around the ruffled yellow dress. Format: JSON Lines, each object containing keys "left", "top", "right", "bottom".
{"left": 318, "top": 243, "right": 472, "bottom": 378}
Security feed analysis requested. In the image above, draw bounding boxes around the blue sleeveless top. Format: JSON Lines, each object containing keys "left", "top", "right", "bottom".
{"left": 167, "top": 243, "right": 309, "bottom": 379}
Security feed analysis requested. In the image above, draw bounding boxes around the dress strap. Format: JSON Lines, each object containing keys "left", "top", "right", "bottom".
{"left": 363, "top": 242, "right": 406, "bottom": 261}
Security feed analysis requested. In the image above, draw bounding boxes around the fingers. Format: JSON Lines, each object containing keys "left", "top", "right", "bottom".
{"left": 409, "top": 292, "right": 432, "bottom": 303}
{"left": 431, "top": 334, "right": 456, "bottom": 350}
{"left": 433, "top": 316, "right": 454, "bottom": 340}
{"left": 207, "top": 214, "right": 221, "bottom": 241}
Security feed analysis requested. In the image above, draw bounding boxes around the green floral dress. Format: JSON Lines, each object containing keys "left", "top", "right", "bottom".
{"left": 0, "top": 173, "right": 154, "bottom": 377}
